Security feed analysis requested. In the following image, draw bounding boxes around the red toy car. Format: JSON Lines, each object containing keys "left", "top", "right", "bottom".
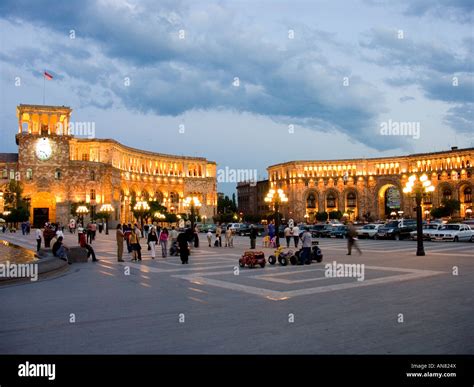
{"left": 239, "top": 251, "right": 266, "bottom": 268}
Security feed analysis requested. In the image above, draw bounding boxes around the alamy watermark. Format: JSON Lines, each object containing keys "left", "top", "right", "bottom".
{"left": 380, "top": 119, "right": 420, "bottom": 140}
{"left": 325, "top": 261, "right": 365, "bottom": 282}
{"left": 217, "top": 167, "right": 258, "bottom": 186}
{"left": 0, "top": 262, "right": 38, "bottom": 282}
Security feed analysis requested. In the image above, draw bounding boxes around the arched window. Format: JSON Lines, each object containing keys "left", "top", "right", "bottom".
{"left": 26, "top": 169, "right": 33, "bottom": 180}
{"left": 442, "top": 188, "right": 452, "bottom": 201}
{"left": 54, "top": 169, "right": 61, "bottom": 180}
{"left": 423, "top": 193, "right": 432, "bottom": 205}
{"left": 306, "top": 193, "right": 316, "bottom": 209}
{"left": 169, "top": 192, "right": 180, "bottom": 205}
{"left": 464, "top": 187, "right": 472, "bottom": 203}
{"left": 346, "top": 191, "right": 356, "bottom": 207}
{"left": 326, "top": 192, "right": 336, "bottom": 208}
{"left": 155, "top": 191, "right": 164, "bottom": 204}
{"left": 90, "top": 170, "right": 95, "bottom": 181}
{"left": 90, "top": 189, "right": 96, "bottom": 200}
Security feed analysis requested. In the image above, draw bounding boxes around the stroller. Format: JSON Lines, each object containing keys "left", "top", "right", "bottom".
{"left": 169, "top": 241, "right": 180, "bottom": 256}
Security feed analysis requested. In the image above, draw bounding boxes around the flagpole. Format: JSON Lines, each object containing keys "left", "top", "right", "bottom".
{"left": 43, "top": 70, "right": 46, "bottom": 105}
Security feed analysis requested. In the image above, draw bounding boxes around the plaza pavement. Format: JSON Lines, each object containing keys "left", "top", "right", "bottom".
{"left": 0, "top": 230, "right": 473, "bottom": 354}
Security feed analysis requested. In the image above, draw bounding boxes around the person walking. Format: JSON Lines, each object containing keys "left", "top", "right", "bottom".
{"left": 215, "top": 224, "right": 222, "bottom": 247}
{"left": 249, "top": 225, "right": 257, "bottom": 249}
{"left": 35, "top": 227, "right": 42, "bottom": 252}
{"left": 284, "top": 225, "right": 292, "bottom": 248}
{"left": 159, "top": 228, "right": 169, "bottom": 258}
{"left": 129, "top": 229, "right": 139, "bottom": 262}
{"left": 177, "top": 229, "right": 190, "bottom": 264}
{"left": 292, "top": 225, "right": 300, "bottom": 248}
{"left": 147, "top": 228, "right": 158, "bottom": 259}
{"left": 300, "top": 227, "right": 312, "bottom": 265}
{"left": 347, "top": 222, "right": 362, "bottom": 255}
{"left": 134, "top": 224, "right": 142, "bottom": 261}
{"left": 225, "top": 225, "right": 232, "bottom": 247}
{"left": 116, "top": 224, "right": 125, "bottom": 262}
{"left": 193, "top": 225, "right": 199, "bottom": 248}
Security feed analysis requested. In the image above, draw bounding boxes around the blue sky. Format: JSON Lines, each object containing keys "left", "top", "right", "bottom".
{"left": 0, "top": 0, "right": 472, "bottom": 195}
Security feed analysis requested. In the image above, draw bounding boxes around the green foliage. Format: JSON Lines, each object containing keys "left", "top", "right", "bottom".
{"left": 217, "top": 193, "right": 237, "bottom": 214}
{"left": 431, "top": 199, "right": 461, "bottom": 218}
{"left": 329, "top": 210, "right": 343, "bottom": 220}
{"left": 316, "top": 211, "right": 329, "bottom": 222}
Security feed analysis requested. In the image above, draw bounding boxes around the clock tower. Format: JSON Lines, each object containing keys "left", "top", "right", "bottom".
{"left": 16, "top": 104, "right": 73, "bottom": 227}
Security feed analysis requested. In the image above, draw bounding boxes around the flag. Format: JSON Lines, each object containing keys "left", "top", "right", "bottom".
{"left": 44, "top": 71, "right": 53, "bottom": 80}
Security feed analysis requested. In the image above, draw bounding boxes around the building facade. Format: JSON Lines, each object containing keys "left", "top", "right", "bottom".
{"left": 267, "top": 148, "right": 473, "bottom": 222}
{"left": 0, "top": 104, "right": 217, "bottom": 227}
{"left": 237, "top": 180, "right": 269, "bottom": 219}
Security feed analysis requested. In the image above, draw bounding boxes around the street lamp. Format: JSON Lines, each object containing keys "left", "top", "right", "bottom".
{"left": 183, "top": 196, "right": 201, "bottom": 230}
{"left": 264, "top": 188, "right": 288, "bottom": 247}
{"left": 424, "top": 209, "right": 430, "bottom": 221}
{"left": 403, "top": 174, "right": 435, "bottom": 256}
{"left": 76, "top": 205, "right": 89, "bottom": 227}
{"left": 99, "top": 203, "right": 114, "bottom": 235}
{"left": 134, "top": 201, "right": 150, "bottom": 230}
{"left": 466, "top": 208, "right": 472, "bottom": 219}
{"left": 397, "top": 210, "right": 404, "bottom": 219}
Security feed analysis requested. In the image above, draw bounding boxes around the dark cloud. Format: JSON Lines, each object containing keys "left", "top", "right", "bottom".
{"left": 399, "top": 96, "right": 415, "bottom": 103}
{"left": 444, "top": 103, "right": 474, "bottom": 135}
{"left": 360, "top": 28, "right": 473, "bottom": 74}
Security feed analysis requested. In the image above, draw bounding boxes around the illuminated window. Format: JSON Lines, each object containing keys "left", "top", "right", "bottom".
{"left": 346, "top": 192, "right": 357, "bottom": 207}
{"left": 26, "top": 169, "right": 33, "bottom": 180}
{"left": 326, "top": 193, "right": 336, "bottom": 208}
{"left": 442, "top": 188, "right": 452, "bottom": 201}
{"left": 306, "top": 193, "right": 316, "bottom": 209}
{"left": 464, "top": 187, "right": 472, "bottom": 203}
{"left": 82, "top": 153, "right": 89, "bottom": 161}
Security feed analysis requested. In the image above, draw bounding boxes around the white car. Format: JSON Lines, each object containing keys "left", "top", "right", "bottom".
{"left": 431, "top": 224, "right": 473, "bottom": 242}
{"left": 357, "top": 224, "right": 382, "bottom": 239}
{"left": 410, "top": 224, "right": 442, "bottom": 240}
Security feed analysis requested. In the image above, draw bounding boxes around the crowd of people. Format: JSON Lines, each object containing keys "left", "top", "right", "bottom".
{"left": 116, "top": 223, "right": 195, "bottom": 264}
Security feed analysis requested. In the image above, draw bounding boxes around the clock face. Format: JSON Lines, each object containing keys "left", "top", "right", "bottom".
{"left": 35, "top": 138, "right": 53, "bottom": 161}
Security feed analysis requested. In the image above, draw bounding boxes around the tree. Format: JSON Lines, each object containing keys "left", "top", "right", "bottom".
{"left": 431, "top": 199, "right": 461, "bottom": 218}
{"left": 329, "top": 210, "right": 343, "bottom": 220}
{"left": 316, "top": 211, "right": 328, "bottom": 222}
{"left": 217, "top": 194, "right": 237, "bottom": 214}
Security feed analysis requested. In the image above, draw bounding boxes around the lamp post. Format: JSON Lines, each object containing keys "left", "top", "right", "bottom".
{"left": 76, "top": 205, "right": 89, "bottom": 227}
{"left": 424, "top": 209, "right": 430, "bottom": 222}
{"left": 183, "top": 196, "right": 201, "bottom": 230}
{"left": 134, "top": 201, "right": 150, "bottom": 231}
{"left": 403, "top": 174, "right": 435, "bottom": 256}
{"left": 264, "top": 188, "right": 288, "bottom": 247}
{"left": 99, "top": 203, "right": 114, "bottom": 235}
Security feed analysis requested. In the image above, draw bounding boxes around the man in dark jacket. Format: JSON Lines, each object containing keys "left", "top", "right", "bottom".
{"left": 249, "top": 225, "right": 258, "bottom": 249}
{"left": 177, "top": 229, "right": 191, "bottom": 264}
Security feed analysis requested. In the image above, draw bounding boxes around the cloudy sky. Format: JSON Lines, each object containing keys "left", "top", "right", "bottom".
{"left": 0, "top": 0, "right": 472, "bottom": 194}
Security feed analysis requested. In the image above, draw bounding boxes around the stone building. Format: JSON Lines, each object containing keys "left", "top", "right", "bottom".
{"left": 0, "top": 104, "right": 217, "bottom": 227}
{"left": 237, "top": 180, "right": 269, "bottom": 219}
{"left": 267, "top": 148, "right": 473, "bottom": 222}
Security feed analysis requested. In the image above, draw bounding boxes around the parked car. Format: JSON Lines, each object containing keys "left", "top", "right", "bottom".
{"left": 318, "top": 224, "right": 334, "bottom": 238}
{"left": 410, "top": 223, "right": 442, "bottom": 240}
{"left": 357, "top": 224, "right": 382, "bottom": 239}
{"left": 238, "top": 224, "right": 251, "bottom": 236}
{"left": 376, "top": 220, "right": 416, "bottom": 240}
{"left": 229, "top": 223, "right": 243, "bottom": 233}
{"left": 309, "top": 224, "right": 326, "bottom": 238}
{"left": 330, "top": 225, "right": 348, "bottom": 238}
{"left": 431, "top": 224, "right": 473, "bottom": 242}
